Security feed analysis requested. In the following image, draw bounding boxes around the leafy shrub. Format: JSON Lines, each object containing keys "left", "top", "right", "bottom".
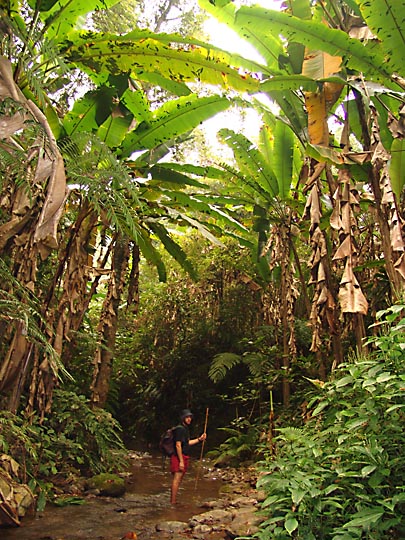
{"left": 256, "top": 306, "right": 405, "bottom": 539}
{"left": 0, "top": 390, "right": 128, "bottom": 508}
{"left": 207, "top": 416, "right": 262, "bottom": 466}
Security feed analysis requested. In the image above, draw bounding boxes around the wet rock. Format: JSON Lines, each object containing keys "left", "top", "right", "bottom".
{"left": 193, "top": 523, "right": 212, "bottom": 534}
{"left": 228, "top": 495, "right": 257, "bottom": 507}
{"left": 155, "top": 520, "right": 188, "bottom": 532}
{"left": 189, "top": 508, "right": 233, "bottom": 526}
{"left": 85, "top": 473, "right": 126, "bottom": 497}
{"left": 226, "top": 505, "right": 262, "bottom": 538}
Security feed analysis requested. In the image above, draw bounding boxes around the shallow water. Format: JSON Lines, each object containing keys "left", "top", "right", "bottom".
{"left": 0, "top": 453, "right": 223, "bottom": 540}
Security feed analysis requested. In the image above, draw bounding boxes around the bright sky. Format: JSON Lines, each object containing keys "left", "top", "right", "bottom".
{"left": 204, "top": 0, "right": 282, "bottom": 63}
{"left": 199, "top": 1, "right": 282, "bottom": 157}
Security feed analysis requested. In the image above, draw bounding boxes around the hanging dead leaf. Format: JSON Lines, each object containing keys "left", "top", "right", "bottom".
{"left": 339, "top": 260, "right": 368, "bottom": 314}
{"left": 333, "top": 235, "right": 354, "bottom": 260}
{"left": 394, "top": 253, "right": 405, "bottom": 280}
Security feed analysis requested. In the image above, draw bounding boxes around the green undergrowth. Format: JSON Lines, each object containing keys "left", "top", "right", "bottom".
{"left": 0, "top": 390, "right": 128, "bottom": 510}
{"left": 252, "top": 305, "right": 405, "bottom": 539}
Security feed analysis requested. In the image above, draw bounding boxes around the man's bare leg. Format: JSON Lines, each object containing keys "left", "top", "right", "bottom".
{"left": 170, "top": 472, "right": 184, "bottom": 504}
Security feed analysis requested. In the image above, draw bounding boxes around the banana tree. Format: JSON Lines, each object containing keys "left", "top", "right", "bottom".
{"left": 197, "top": 0, "right": 405, "bottom": 366}
{"left": 0, "top": 0, "right": 258, "bottom": 411}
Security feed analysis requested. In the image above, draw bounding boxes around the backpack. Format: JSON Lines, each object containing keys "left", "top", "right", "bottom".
{"left": 159, "top": 427, "right": 176, "bottom": 457}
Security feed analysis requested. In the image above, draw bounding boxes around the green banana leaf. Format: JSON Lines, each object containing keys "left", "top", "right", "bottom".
{"left": 61, "top": 29, "right": 261, "bottom": 92}
{"left": 359, "top": 0, "right": 405, "bottom": 74}
{"left": 147, "top": 221, "right": 198, "bottom": 281}
{"left": 147, "top": 165, "right": 209, "bottom": 189}
{"left": 236, "top": 6, "right": 391, "bottom": 83}
{"left": 121, "top": 94, "right": 231, "bottom": 156}
{"left": 389, "top": 138, "right": 405, "bottom": 199}
{"left": 33, "top": 0, "right": 120, "bottom": 40}
{"left": 97, "top": 115, "right": 133, "bottom": 148}
{"left": 136, "top": 225, "right": 167, "bottom": 282}
{"left": 198, "top": 0, "right": 284, "bottom": 71}
{"left": 273, "top": 121, "right": 295, "bottom": 199}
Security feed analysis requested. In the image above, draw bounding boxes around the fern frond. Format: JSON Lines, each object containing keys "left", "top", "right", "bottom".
{"left": 208, "top": 352, "right": 242, "bottom": 383}
{"left": 60, "top": 133, "right": 143, "bottom": 241}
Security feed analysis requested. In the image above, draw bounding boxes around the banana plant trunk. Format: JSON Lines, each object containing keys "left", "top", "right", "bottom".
{"left": 90, "top": 235, "right": 130, "bottom": 408}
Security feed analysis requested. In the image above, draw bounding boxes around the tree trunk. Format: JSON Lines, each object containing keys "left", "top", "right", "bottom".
{"left": 90, "top": 235, "right": 130, "bottom": 408}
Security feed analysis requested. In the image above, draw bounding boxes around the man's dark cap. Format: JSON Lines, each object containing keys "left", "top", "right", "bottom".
{"left": 180, "top": 409, "right": 193, "bottom": 420}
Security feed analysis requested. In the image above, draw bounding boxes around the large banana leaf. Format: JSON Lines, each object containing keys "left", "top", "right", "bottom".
{"left": 61, "top": 30, "right": 261, "bottom": 93}
{"left": 159, "top": 163, "right": 225, "bottom": 181}
{"left": 260, "top": 75, "right": 317, "bottom": 93}
{"left": 136, "top": 225, "right": 167, "bottom": 282}
{"left": 29, "top": 0, "right": 120, "bottom": 40}
{"left": 235, "top": 6, "right": 392, "bottom": 84}
{"left": 120, "top": 94, "right": 231, "bottom": 157}
{"left": 147, "top": 221, "right": 198, "bottom": 281}
{"left": 198, "top": 0, "right": 284, "bottom": 71}
{"left": 273, "top": 121, "right": 295, "bottom": 199}
{"left": 63, "top": 87, "right": 125, "bottom": 135}
{"left": 389, "top": 138, "right": 405, "bottom": 199}
{"left": 359, "top": 0, "right": 405, "bottom": 75}
{"left": 97, "top": 115, "right": 133, "bottom": 148}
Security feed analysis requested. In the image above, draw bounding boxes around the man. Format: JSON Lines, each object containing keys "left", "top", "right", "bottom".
{"left": 170, "top": 408, "right": 207, "bottom": 504}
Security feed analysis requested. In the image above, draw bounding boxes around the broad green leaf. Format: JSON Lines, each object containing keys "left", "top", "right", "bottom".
{"left": 134, "top": 71, "right": 192, "bottom": 97}
{"left": 260, "top": 75, "right": 317, "bottom": 93}
{"left": 148, "top": 222, "right": 197, "bottom": 280}
{"left": 97, "top": 114, "right": 132, "bottom": 148}
{"left": 121, "top": 95, "right": 230, "bottom": 156}
{"left": 361, "top": 465, "right": 377, "bottom": 477}
{"left": 291, "top": 488, "right": 306, "bottom": 504}
{"left": 263, "top": 90, "right": 308, "bottom": 144}
{"left": 61, "top": 30, "right": 261, "bottom": 93}
{"left": 389, "top": 138, "right": 405, "bottom": 199}
{"left": 273, "top": 120, "right": 294, "bottom": 198}
{"left": 174, "top": 213, "right": 225, "bottom": 246}
{"left": 63, "top": 88, "right": 116, "bottom": 135}
{"left": 153, "top": 189, "right": 248, "bottom": 233}
{"left": 43, "top": 0, "right": 119, "bottom": 40}
{"left": 136, "top": 226, "right": 166, "bottom": 282}
{"left": 199, "top": 0, "right": 284, "bottom": 71}
{"left": 147, "top": 165, "right": 209, "bottom": 189}
{"left": 28, "top": 0, "right": 59, "bottom": 12}
{"left": 236, "top": 7, "right": 390, "bottom": 83}
{"left": 359, "top": 0, "right": 405, "bottom": 73}
{"left": 163, "top": 163, "right": 225, "bottom": 180}
{"left": 259, "top": 123, "right": 274, "bottom": 170}
{"left": 121, "top": 89, "right": 153, "bottom": 125}
{"left": 335, "top": 375, "right": 353, "bottom": 388}
{"left": 343, "top": 507, "right": 384, "bottom": 528}
{"left": 285, "top": 516, "right": 299, "bottom": 534}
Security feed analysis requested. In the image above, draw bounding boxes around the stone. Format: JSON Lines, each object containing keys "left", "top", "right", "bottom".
{"left": 193, "top": 523, "right": 212, "bottom": 534}
{"left": 85, "top": 473, "right": 125, "bottom": 497}
{"left": 189, "top": 508, "right": 233, "bottom": 527}
{"left": 155, "top": 520, "right": 188, "bottom": 532}
{"left": 226, "top": 505, "right": 263, "bottom": 538}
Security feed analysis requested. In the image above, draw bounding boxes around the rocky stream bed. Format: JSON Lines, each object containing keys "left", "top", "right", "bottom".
{"left": 0, "top": 451, "right": 264, "bottom": 540}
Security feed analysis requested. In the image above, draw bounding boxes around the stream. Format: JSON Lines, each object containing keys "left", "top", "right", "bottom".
{"left": 0, "top": 452, "right": 225, "bottom": 540}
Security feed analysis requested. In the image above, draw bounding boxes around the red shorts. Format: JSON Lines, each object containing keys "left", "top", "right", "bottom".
{"left": 170, "top": 454, "right": 190, "bottom": 473}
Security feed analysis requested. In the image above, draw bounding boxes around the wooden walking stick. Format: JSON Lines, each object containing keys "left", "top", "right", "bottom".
{"left": 195, "top": 407, "right": 209, "bottom": 489}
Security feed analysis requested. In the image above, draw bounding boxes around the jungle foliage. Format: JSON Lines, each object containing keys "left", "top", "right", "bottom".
{"left": 0, "top": 0, "right": 405, "bottom": 527}
{"left": 255, "top": 306, "right": 405, "bottom": 539}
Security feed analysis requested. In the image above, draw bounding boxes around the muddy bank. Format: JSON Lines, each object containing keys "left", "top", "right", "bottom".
{"left": 0, "top": 452, "right": 262, "bottom": 540}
